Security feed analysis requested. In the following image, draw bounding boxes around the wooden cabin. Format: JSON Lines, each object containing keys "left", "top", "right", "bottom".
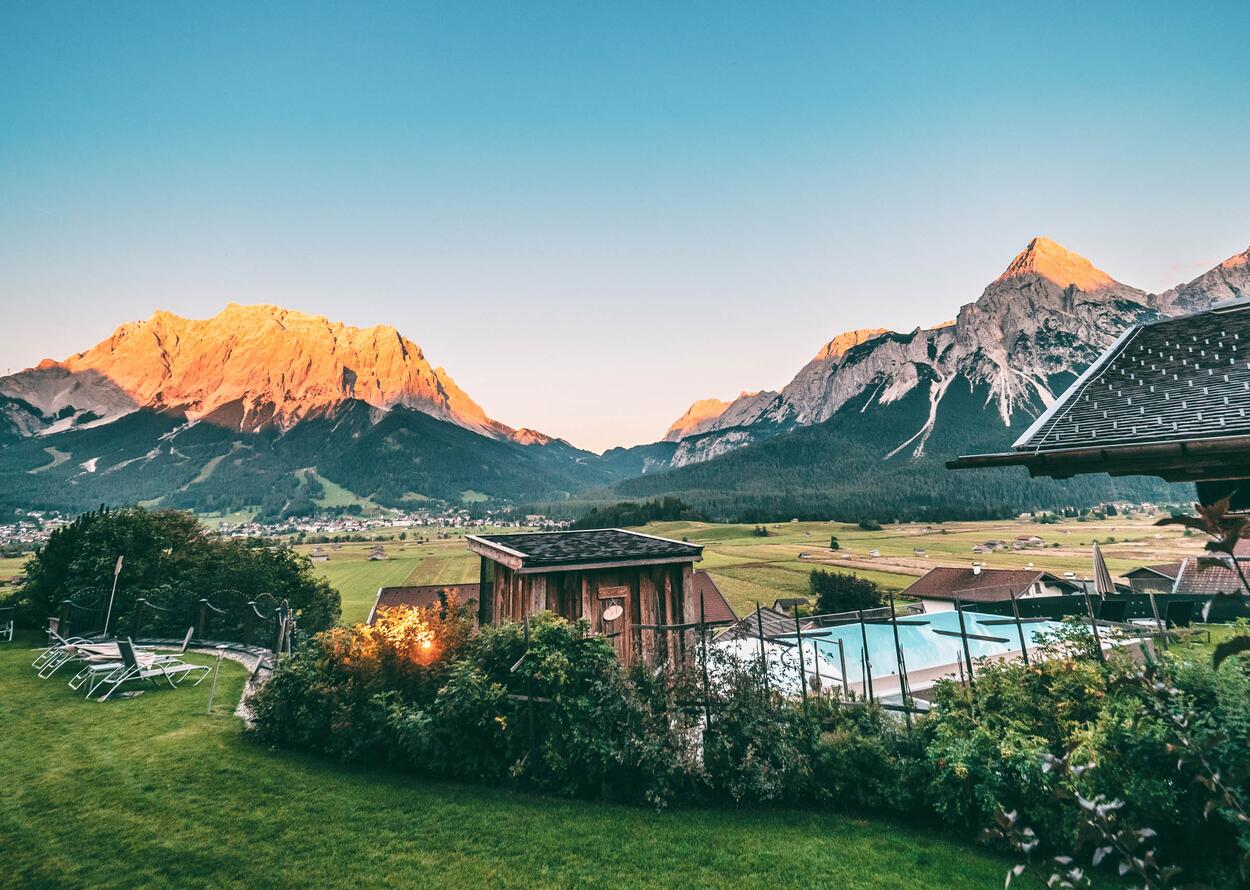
{"left": 466, "top": 528, "right": 705, "bottom": 665}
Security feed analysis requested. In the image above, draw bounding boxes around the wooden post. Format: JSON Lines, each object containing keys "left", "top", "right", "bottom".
{"left": 792, "top": 608, "right": 808, "bottom": 708}
{"left": 129, "top": 599, "right": 144, "bottom": 640}
{"left": 196, "top": 600, "right": 208, "bottom": 641}
{"left": 856, "top": 609, "right": 874, "bottom": 701}
{"left": 1008, "top": 588, "right": 1029, "bottom": 667}
{"left": 244, "top": 603, "right": 255, "bottom": 647}
{"left": 755, "top": 602, "right": 770, "bottom": 700}
{"left": 954, "top": 597, "right": 976, "bottom": 690}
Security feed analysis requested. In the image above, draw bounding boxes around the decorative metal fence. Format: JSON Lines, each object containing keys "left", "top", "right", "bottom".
{"left": 54, "top": 585, "right": 297, "bottom": 653}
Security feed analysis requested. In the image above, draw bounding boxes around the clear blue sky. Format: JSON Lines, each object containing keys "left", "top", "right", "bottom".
{"left": 3, "top": 2, "right": 1250, "bottom": 451}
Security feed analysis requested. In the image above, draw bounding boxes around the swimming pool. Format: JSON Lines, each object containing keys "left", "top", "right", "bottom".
{"left": 776, "top": 609, "right": 1063, "bottom": 689}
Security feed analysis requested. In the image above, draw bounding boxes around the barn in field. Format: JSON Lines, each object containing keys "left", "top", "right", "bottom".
{"left": 466, "top": 528, "right": 720, "bottom": 665}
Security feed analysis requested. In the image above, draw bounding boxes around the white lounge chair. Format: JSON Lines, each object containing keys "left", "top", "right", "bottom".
{"left": 0, "top": 607, "right": 13, "bottom": 643}
{"left": 33, "top": 629, "right": 90, "bottom": 670}
{"left": 91, "top": 638, "right": 211, "bottom": 701}
{"left": 67, "top": 628, "right": 195, "bottom": 692}
{"left": 41, "top": 626, "right": 191, "bottom": 680}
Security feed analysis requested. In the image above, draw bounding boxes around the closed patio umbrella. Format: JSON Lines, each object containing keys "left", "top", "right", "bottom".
{"left": 1091, "top": 542, "right": 1116, "bottom": 597}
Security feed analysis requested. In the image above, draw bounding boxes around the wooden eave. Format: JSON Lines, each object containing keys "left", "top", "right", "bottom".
{"left": 947, "top": 434, "right": 1250, "bottom": 482}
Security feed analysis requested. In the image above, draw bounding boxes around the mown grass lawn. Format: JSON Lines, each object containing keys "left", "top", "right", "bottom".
{"left": 0, "top": 633, "right": 1058, "bottom": 889}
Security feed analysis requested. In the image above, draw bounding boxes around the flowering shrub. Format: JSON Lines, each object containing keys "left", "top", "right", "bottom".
{"left": 249, "top": 598, "right": 474, "bottom": 759}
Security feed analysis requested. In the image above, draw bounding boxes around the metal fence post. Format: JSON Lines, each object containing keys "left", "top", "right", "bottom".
{"left": 699, "top": 586, "right": 712, "bottom": 731}
{"left": 1008, "top": 588, "right": 1029, "bottom": 667}
{"left": 836, "top": 638, "right": 849, "bottom": 698}
{"left": 954, "top": 597, "right": 975, "bottom": 690}
{"left": 856, "top": 609, "right": 874, "bottom": 702}
{"left": 523, "top": 615, "right": 536, "bottom": 776}
{"left": 792, "top": 608, "right": 808, "bottom": 709}
{"left": 887, "top": 591, "right": 913, "bottom": 726}
{"left": 755, "top": 602, "right": 770, "bottom": 700}
{"left": 1147, "top": 590, "right": 1167, "bottom": 652}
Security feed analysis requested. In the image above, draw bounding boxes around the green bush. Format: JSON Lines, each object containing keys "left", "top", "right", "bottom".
{"left": 7, "top": 506, "right": 340, "bottom": 638}
{"left": 808, "top": 569, "right": 884, "bottom": 614}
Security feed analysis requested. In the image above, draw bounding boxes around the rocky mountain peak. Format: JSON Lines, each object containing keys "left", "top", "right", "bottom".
{"left": 0, "top": 303, "right": 535, "bottom": 442}
{"left": 664, "top": 397, "right": 733, "bottom": 442}
{"left": 811, "top": 328, "right": 891, "bottom": 363}
{"left": 995, "top": 236, "right": 1116, "bottom": 292}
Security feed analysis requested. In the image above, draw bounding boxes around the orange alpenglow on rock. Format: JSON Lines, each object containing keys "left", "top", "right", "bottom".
{"left": 3, "top": 303, "right": 524, "bottom": 439}
{"left": 810, "top": 328, "right": 891, "bottom": 363}
{"left": 664, "top": 397, "right": 733, "bottom": 441}
{"left": 995, "top": 236, "right": 1116, "bottom": 292}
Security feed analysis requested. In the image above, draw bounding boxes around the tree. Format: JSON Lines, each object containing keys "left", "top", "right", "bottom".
{"left": 6, "top": 506, "right": 340, "bottom": 635}
{"left": 829, "top": 536, "right": 840, "bottom": 551}
{"left": 858, "top": 519, "right": 883, "bottom": 531}
{"left": 808, "top": 569, "right": 884, "bottom": 614}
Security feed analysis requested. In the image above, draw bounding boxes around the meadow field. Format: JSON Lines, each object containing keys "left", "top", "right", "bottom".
{"left": 303, "top": 513, "right": 1206, "bottom": 625}
{"left": 0, "top": 555, "right": 27, "bottom": 584}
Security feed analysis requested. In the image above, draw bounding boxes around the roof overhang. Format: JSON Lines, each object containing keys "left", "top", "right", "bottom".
{"left": 947, "top": 434, "right": 1250, "bottom": 482}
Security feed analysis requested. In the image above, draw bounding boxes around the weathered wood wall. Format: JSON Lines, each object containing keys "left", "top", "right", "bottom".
{"left": 481, "top": 557, "right": 693, "bottom": 665}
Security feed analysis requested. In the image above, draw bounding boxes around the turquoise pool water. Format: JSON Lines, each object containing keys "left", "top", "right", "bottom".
{"left": 779, "top": 609, "right": 1063, "bottom": 687}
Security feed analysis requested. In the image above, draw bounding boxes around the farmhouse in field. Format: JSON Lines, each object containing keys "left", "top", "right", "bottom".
{"left": 466, "top": 529, "right": 712, "bottom": 664}
{"left": 1121, "top": 563, "right": 1183, "bottom": 595}
{"left": 902, "top": 566, "right": 1083, "bottom": 613}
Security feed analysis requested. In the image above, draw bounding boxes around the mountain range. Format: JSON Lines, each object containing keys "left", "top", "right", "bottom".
{"left": 2, "top": 236, "right": 1247, "bottom": 521}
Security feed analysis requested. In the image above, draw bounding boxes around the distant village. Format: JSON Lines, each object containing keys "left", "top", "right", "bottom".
{"left": 0, "top": 506, "right": 569, "bottom": 553}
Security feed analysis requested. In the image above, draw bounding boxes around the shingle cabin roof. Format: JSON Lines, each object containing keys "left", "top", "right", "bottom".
{"left": 690, "top": 570, "right": 737, "bottom": 624}
{"left": 902, "top": 567, "right": 1082, "bottom": 603}
{"left": 722, "top": 604, "right": 799, "bottom": 640}
{"left": 466, "top": 528, "right": 702, "bottom": 573}
{"left": 367, "top": 583, "right": 481, "bottom": 624}
{"left": 948, "top": 299, "right": 1250, "bottom": 481}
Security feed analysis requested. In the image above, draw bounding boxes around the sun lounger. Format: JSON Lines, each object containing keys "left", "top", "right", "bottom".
{"left": 0, "top": 606, "right": 13, "bottom": 643}
{"left": 91, "top": 638, "right": 211, "bottom": 701}
{"left": 66, "top": 627, "right": 196, "bottom": 690}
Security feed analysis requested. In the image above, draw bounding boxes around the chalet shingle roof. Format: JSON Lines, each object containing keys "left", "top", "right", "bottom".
{"left": 949, "top": 300, "right": 1250, "bottom": 481}
{"left": 1020, "top": 304, "right": 1250, "bottom": 451}
{"left": 901, "top": 567, "right": 1081, "bottom": 603}
{"left": 1172, "top": 557, "right": 1250, "bottom": 597}
{"left": 468, "top": 528, "right": 702, "bottom": 569}
{"left": 368, "top": 583, "right": 481, "bottom": 624}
